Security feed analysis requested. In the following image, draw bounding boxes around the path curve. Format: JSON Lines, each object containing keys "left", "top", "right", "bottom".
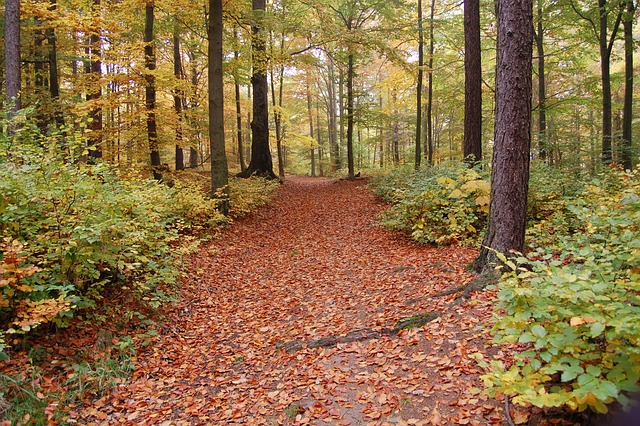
{"left": 82, "top": 176, "right": 503, "bottom": 425}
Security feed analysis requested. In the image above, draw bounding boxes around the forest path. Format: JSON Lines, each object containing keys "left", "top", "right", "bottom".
{"left": 83, "top": 176, "right": 504, "bottom": 425}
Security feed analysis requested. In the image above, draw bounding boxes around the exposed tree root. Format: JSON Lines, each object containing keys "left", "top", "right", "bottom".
{"left": 277, "top": 311, "right": 441, "bottom": 353}
{"left": 433, "top": 269, "right": 501, "bottom": 304}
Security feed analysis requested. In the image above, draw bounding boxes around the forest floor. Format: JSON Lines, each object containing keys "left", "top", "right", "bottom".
{"left": 4, "top": 176, "right": 532, "bottom": 425}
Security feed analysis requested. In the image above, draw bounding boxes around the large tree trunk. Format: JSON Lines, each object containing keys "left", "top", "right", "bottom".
{"left": 474, "top": 0, "right": 532, "bottom": 273}
{"left": 209, "top": 0, "right": 229, "bottom": 212}
{"left": 346, "top": 54, "right": 355, "bottom": 179}
{"left": 5, "top": 0, "right": 22, "bottom": 117}
{"left": 534, "top": 0, "right": 547, "bottom": 161}
{"left": 621, "top": 0, "right": 634, "bottom": 170}
{"left": 173, "top": 27, "right": 185, "bottom": 171}
{"left": 415, "top": 0, "right": 424, "bottom": 170}
{"left": 463, "top": 0, "right": 482, "bottom": 165}
{"left": 238, "top": 0, "right": 277, "bottom": 179}
{"left": 145, "top": 0, "right": 161, "bottom": 180}
{"left": 87, "top": 0, "right": 103, "bottom": 160}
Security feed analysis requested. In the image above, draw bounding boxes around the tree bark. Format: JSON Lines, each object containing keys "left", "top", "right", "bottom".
{"left": 238, "top": 0, "right": 277, "bottom": 179}
{"left": 173, "top": 27, "right": 185, "bottom": 171}
{"left": 534, "top": 0, "right": 547, "bottom": 162}
{"left": 209, "top": 0, "right": 230, "bottom": 212}
{"left": 307, "top": 76, "right": 316, "bottom": 177}
{"left": 327, "top": 56, "right": 340, "bottom": 172}
{"left": 463, "top": 0, "right": 482, "bottom": 165}
{"left": 47, "top": 0, "right": 63, "bottom": 127}
{"left": 346, "top": 53, "right": 355, "bottom": 179}
{"left": 415, "top": 0, "right": 424, "bottom": 170}
{"left": 145, "top": 0, "right": 162, "bottom": 180}
{"left": 5, "top": 0, "right": 22, "bottom": 117}
{"left": 426, "top": 0, "right": 435, "bottom": 165}
{"left": 621, "top": 0, "right": 634, "bottom": 170}
{"left": 474, "top": 0, "right": 532, "bottom": 273}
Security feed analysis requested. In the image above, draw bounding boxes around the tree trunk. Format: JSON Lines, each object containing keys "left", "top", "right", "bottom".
{"left": 209, "top": 0, "right": 229, "bottom": 212}
{"left": 145, "top": 0, "right": 161, "bottom": 180}
{"left": 238, "top": 0, "right": 277, "bottom": 179}
{"left": 474, "top": 0, "right": 532, "bottom": 273}
{"left": 415, "top": 0, "right": 424, "bottom": 170}
{"left": 621, "top": 0, "right": 634, "bottom": 170}
{"left": 346, "top": 54, "right": 355, "bottom": 179}
{"left": 234, "top": 28, "right": 247, "bottom": 173}
{"left": 598, "top": 0, "right": 621, "bottom": 165}
{"left": 307, "top": 77, "right": 316, "bottom": 177}
{"left": 86, "top": 0, "right": 102, "bottom": 160}
{"left": 173, "top": 27, "right": 185, "bottom": 171}
{"left": 5, "top": 0, "right": 22, "bottom": 117}
{"left": 47, "top": 0, "right": 63, "bottom": 127}
{"left": 463, "top": 0, "right": 482, "bottom": 165}
{"left": 270, "top": 32, "right": 286, "bottom": 178}
{"left": 327, "top": 56, "right": 340, "bottom": 171}
{"left": 534, "top": 0, "right": 547, "bottom": 161}
{"left": 426, "top": 0, "right": 435, "bottom": 165}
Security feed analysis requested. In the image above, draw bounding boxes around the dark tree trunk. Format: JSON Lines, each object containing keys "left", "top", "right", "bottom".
{"left": 209, "top": 0, "right": 229, "bottom": 212}
{"left": 426, "top": 0, "right": 435, "bottom": 165}
{"left": 346, "top": 53, "right": 355, "bottom": 179}
{"left": 621, "top": 0, "right": 634, "bottom": 170}
{"left": 234, "top": 28, "right": 247, "bottom": 173}
{"left": 86, "top": 0, "right": 102, "bottom": 160}
{"left": 238, "top": 0, "right": 277, "bottom": 179}
{"left": 534, "top": 0, "right": 547, "bottom": 161}
{"left": 145, "top": 0, "right": 161, "bottom": 180}
{"left": 463, "top": 0, "right": 482, "bottom": 165}
{"left": 5, "top": 0, "right": 22, "bottom": 117}
{"left": 270, "top": 32, "right": 286, "bottom": 178}
{"left": 474, "top": 0, "right": 533, "bottom": 273}
{"left": 598, "top": 0, "right": 621, "bottom": 165}
{"left": 173, "top": 28, "right": 185, "bottom": 171}
{"left": 415, "top": 0, "right": 424, "bottom": 170}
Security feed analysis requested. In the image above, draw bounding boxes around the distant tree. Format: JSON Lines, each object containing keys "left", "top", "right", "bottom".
{"left": 5, "top": 0, "right": 22, "bottom": 117}
{"left": 414, "top": 0, "right": 424, "bottom": 170}
{"left": 238, "top": 0, "right": 277, "bottom": 179}
{"left": 463, "top": 0, "right": 482, "bottom": 165}
{"left": 474, "top": 0, "right": 532, "bottom": 272}
{"left": 87, "top": 0, "right": 103, "bottom": 160}
{"left": 145, "top": 0, "right": 162, "bottom": 180}
{"left": 209, "top": 0, "right": 229, "bottom": 213}
{"left": 533, "top": 0, "right": 547, "bottom": 161}
{"left": 174, "top": 25, "right": 185, "bottom": 171}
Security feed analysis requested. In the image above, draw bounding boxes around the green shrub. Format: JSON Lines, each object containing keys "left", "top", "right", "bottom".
{"left": 480, "top": 167, "right": 640, "bottom": 414}
{"left": 373, "top": 163, "right": 490, "bottom": 245}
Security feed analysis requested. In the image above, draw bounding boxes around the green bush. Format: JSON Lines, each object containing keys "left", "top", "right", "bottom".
{"left": 480, "top": 167, "right": 640, "bottom": 414}
{"left": 372, "top": 163, "right": 490, "bottom": 245}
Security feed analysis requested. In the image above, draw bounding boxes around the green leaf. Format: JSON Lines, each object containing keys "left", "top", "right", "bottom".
{"left": 531, "top": 324, "right": 547, "bottom": 338}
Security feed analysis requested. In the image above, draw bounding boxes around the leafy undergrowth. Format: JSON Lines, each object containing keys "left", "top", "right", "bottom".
{"left": 1, "top": 175, "right": 623, "bottom": 425}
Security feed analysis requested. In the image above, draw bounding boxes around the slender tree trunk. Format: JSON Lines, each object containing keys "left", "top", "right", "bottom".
{"left": 86, "top": 0, "right": 102, "bottom": 160}
{"left": 621, "top": 0, "right": 634, "bottom": 170}
{"left": 233, "top": 28, "right": 247, "bottom": 172}
{"left": 307, "top": 76, "right": 316, "bottom": 177}
{"left": 346, "top": 54, "right": 355, "bottom": 179}
{"left": 238, "top": 0, "right": 276, "bottom": 179}
{"left": 209, "top": 0, "right": 229, "bottom": 212}
{"left": 534, "top": 1, "right": 547, "bottom": 162}
{"left": 415, "top": 0, "right": 424, "bottom": 170}
{"left": 173, "top": 27, "right": 185, "bottom": 171}
{"left": 270, "top": 32, "right": 286, "bottom": 178}
{"left": 426, "top": 0, "right": 435, "bottom": 165}
{"left": 145, "top": 0, "right": 161, "bottom": 180}
{"left": 475, "top": 0, "right": 532, "bottom": 272}
{"left": 5, "top": 0, "right": 22, "bottom": 118}
{"left": 463, "top": 0, "right": 482, "bottom": 165}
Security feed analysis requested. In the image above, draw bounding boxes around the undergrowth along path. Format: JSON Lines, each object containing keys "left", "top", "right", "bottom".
{"left": 82, "top": 176, "right": 505, "bottom": 425}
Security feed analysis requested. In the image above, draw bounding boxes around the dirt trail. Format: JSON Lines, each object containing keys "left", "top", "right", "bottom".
{"left": 80, "top": 176, "right": 504, "bottom": 425}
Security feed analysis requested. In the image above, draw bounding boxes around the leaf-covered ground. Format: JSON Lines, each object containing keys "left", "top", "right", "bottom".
{"left": 6, "top": 176, "right": 515, "bottom": 425}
